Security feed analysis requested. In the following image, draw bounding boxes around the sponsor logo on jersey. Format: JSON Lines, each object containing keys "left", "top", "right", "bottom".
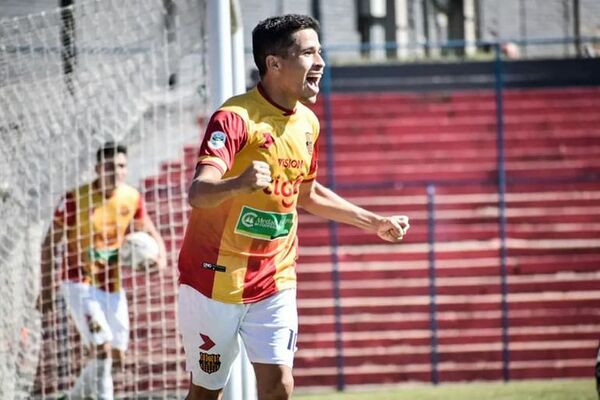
{"left": 234, "top": 206, "right": 294, "bottom": 240}
{"left": 202, "top": 262, "right": 226, "bottom": 272}
{"left": 207, "top": 131, "right": 227, "bottom": 150}
{"left": 89, "top": 247, "right": 119, "bottom": 264}
{"left": 263, "top": 175, "right": 304, "bottom": 208}
{"left": 199, "top": 352, "right": 221, "bottom": 374}
{"left": 278, "top": 158, "right": 305, "bottom": 169}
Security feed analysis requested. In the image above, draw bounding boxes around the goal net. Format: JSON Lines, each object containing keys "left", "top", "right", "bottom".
{"left": 0, "top": 0, "right": 208, "bottom": 397}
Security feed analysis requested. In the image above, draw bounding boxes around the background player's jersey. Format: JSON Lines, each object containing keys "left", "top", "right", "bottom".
{"left": 53, "top": 182, "right": 144, "bottom": 292}
{"left": 178, "top": 85, "right": 320, "bottom": 304}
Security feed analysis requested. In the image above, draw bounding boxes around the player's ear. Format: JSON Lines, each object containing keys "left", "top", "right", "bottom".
{"left": 266, "top": 55, "right": 280, "bottom": 72}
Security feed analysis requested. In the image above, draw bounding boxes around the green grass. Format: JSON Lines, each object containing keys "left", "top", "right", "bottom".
{"left": 295, "top": 379, "right": 596, "bottom": 400}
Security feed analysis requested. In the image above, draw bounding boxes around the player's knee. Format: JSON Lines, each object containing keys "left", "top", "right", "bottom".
{"left": 93, "top": 342, "right": 112, "bottom": 359}
{"left": 186, "top": 383, "right": 222, "bottom": 400}
{"left": 112, "top": 348, "right": 125, "bottom": 369}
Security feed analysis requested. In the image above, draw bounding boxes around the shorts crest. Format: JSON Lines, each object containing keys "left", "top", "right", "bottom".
{"left": 199, "top": 352, "right": 221, "bottom": 374}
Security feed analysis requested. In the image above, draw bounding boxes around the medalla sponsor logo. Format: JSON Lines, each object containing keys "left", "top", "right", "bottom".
{"left": 235, "top": 206, "right": 294, "bottom": 240}
{"left": 241, "top": 212, "right": 258, "bottom": 228}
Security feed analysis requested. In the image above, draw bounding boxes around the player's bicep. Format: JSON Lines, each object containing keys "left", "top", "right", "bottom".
{"left": 297, "top": 179, "right": 317, "bottom": 208}
{"left": 187, "top": 163, "right": 229, "bottom": 208}
{"left": 193, "top": 163, "right": 225, "bottom": 183}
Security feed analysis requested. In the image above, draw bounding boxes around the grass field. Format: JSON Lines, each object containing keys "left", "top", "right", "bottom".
{"left": 295, "top": 379, "right": 596, "bottom": 400}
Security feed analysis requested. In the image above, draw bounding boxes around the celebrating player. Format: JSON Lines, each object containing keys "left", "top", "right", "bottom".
{"left": 177, "top": 14, "right": 409, "bottom": 400}
{"left": 38, "top": 142, "right": 167, "bottom": 400}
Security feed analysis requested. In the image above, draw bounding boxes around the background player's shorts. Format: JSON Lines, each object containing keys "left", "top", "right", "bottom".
{"left": 178, "top": 284, "right": 298, "bottom": 390}
{"left": 60, "top": 281, "right": 130, "bottom": 351}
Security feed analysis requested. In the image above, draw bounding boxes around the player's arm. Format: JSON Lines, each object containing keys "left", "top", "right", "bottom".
{"left": 133, "top": 214, "right": 167, "bottom": 270}
{"left": 188, "top": 161, "right": 271, "bottom": 209}
{"left": 297, "top": 179, "right": 409, "bottom": 242}
{"left": 188, "top": 109, "right": 270, "bottom": 208}
{"left": 38, "top": 218, "right": 64, "bottom": 312}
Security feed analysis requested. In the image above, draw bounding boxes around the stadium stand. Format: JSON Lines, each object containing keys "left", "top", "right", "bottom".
{"left": 132, "top": 85, "right": 600, "bottom": 389}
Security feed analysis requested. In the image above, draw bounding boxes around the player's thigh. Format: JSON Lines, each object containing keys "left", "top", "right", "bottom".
{"left": 240, "top": 288, "right": 298, "bottom": 368}
{"left": 178, "top": 284, "right": 244, "bottom": 390}
{"left": 102, "top": 289, "right": 129, "bottom": 351}
{"left": 61, "top": 282, "right": 113, "bottom": 347}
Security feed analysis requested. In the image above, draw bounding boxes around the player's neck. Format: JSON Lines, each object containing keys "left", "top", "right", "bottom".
{"left": 92, "top": 179, "right": 117, "bottom": 198}
{"left": 258, "top": 80, "right": 297, "bottom": 112}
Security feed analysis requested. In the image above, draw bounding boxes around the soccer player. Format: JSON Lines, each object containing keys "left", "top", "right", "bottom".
{"left": 177, "top": 14, "right": 409, "bottom": 400}
{"left": 38, "top": 142, "right": 167, "bottom": 400}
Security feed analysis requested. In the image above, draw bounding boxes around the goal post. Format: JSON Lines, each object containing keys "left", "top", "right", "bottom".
{"left": 0, "top": 0, "right": 216, "bottom": 397}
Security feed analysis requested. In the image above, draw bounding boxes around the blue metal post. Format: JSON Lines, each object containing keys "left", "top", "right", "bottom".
{"left": 426, "top": 184, "right": 439, "bottom": 385}
{"left": 321, "top": 52, "right": 346, "bottom": 391}
{"left": 493, "top": 43, "right": 510, "bottom": 382}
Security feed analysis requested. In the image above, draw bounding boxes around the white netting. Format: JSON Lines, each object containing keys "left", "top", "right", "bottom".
{"left": 0, "top": 0, "right": 207, "bottom": 397}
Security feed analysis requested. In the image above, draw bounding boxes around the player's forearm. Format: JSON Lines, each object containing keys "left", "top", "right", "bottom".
{"left": 144, "top": 219, "right": 167, "bottom": 262}
{"left": 188, "top": 177, "right": 247, "bottom": 208}
{"left": 299, "top": 182, "right": 383, "bottom": 232}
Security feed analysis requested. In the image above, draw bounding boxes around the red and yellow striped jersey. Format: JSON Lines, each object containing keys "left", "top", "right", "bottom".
{"left": 53, "top": 182, "right": 144, "bottom": 292}
{"left": 178, "top": 85, "right": 320, "bottom": 304}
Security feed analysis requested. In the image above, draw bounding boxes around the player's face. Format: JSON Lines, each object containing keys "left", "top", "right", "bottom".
{"left": 96, "top": 153, "right": 127, "bottom": 192}
{"left": 278, "top": 28, "right": 324, "bottom": 104}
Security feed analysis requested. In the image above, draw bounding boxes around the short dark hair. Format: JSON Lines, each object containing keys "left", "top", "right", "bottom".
{"left": 252, "top": 14, "right": 320, "bottom": 78}
{"left": 96, "top": 141, "right": 127, "bottom": 163}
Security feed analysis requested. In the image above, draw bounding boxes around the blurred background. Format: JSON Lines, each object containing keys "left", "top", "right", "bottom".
{"left": 1, "top": 0, "right": 599, "bottom": 398}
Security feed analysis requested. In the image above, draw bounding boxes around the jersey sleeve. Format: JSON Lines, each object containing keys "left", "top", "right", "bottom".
{"left": 198, "top": 110, "right": 248, "bottom": 174}
{"left": 304, "top": 121, "right": 320, "bottom": 182}
{"left": 133, "top": 193, "right": 146, "bottom": 220}
{"left": 53, "top": 192, "right": 76, "bottom": 227}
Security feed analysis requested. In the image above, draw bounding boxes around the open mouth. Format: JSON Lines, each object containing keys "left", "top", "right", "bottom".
{"left": 306, "top": 75, "right": 321, "bottom": 92}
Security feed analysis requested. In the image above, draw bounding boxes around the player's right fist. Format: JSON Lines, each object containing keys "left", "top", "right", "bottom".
{"left": 238, "top": 160, "right": 272, "bottom": 192}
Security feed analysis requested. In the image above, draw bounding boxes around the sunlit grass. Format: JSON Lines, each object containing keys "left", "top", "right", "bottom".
{"left": 295, "top": 379, "right": 596, "bottom": 400}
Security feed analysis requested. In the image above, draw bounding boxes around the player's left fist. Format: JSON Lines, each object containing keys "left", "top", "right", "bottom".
{"left": 376, "top": 215, "right": 410, "bottom": 243}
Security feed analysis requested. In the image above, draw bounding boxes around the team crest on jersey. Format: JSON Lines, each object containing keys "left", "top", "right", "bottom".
{"left": 305, "top": 132, "right": 314, "bottom": 155}
{"left": 119, "top": 205, "right": 130, "bottom": 216}
{"left": 207, "top": 131, "right": 227, "bottom": 150}
{"left": 199, "top": 352, "right": 221, "bottom": 374}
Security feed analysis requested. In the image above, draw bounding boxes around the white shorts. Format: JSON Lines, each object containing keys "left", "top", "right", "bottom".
{"left": 178, "top": 284, "right": 298, "bottom": 390}
{"left": 60, "top": 281, "right": 129, "bottom": 351}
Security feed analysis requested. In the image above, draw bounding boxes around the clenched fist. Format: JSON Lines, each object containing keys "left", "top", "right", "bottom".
{"left": 376, "top": 215, "right": 410, "bottom": 243}
{"left": 238, "top": 161, "right": 272, "bottom": 192}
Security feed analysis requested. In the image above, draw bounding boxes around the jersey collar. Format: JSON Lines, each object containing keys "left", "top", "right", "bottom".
{"left": 257, "top": 83, "right": 297, "bottom": 116}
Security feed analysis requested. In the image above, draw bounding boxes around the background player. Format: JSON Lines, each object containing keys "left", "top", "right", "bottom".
{"left": 38, "top": 142, "right": 167, "bottom": 399}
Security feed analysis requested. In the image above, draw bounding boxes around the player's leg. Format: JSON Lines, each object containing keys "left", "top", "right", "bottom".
{"left": 70, "top": 342, "right": 114, "bottom": 400}
{"left": 105, "top": 289, "right": 129, "bottom": 370}
{"left": 185, "top": 381, "right": 224, "bottom": 400}
{"left": 240, "top": 289, "right": 298, "bottom": 400}
{"left": 178, "top": 284, "right": 245, "bottom": 400}
{"left": 253, "top": 363, "right": 294, "bottom": 400}
{"left": 61, "top": 282, "right": 115, "bottom": 399}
